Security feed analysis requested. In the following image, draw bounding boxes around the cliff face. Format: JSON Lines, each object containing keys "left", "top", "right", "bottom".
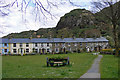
{"left": 56, "top": 9, "right": 95, "bottom": 30}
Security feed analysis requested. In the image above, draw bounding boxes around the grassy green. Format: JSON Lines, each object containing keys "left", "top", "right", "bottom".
{"left": 2, "top": 53, "right": 97, "bottom": 78}
{"left": 100, "top": 55, "right": 118, "bottom": 78}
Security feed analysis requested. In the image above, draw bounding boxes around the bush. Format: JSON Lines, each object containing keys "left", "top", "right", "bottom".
{"left": 50, "top": 60, "right": 54, "bottom": 63}
{"left": 73, "top": 50, "right": 77, "bottom": 53}
{"left": 100, "top": 48, "right": 120, "bottom": 55}
{"left": 48, "top": 55, "right": 68, "bottom": 60}
{"left": 58, "top": 52, "right": 65, "bottom": 54}
{"left": 23, "top": 53, "right": 25, "bottom": 56}
{"left": 65, "top": 51, "right": 71, "bottom": 54}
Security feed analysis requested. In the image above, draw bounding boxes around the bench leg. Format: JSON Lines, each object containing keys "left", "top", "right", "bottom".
{"left": 47, "top": 62, "right": 49, "bottom": 67}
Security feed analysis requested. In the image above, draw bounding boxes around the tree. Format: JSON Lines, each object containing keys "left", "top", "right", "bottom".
{"left": 0, "top": 0, "right": 59, "bottom": 21}
{"left": 0, "top": 0, "right": 79, "bottom": 21}
{"left": 91, "top": 0, "right": 120, "bottom": 56}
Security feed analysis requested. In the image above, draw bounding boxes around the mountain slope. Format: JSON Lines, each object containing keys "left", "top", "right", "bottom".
{"left": 3, "top": 9, "right": 101, "bottom": 38}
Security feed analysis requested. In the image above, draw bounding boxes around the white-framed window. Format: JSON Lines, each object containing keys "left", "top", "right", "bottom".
{"left": 90, "top": 43, "right": 93, "bottom": 45}
{"left": 68, "top": 43, "right": 70, "bottom": 46}
{"left": 20, "top": 43, "right": 22, "bottom": 47}
{"left": 74, "top": 43, "right": 77, "bottom": 46}
{"left": 80, "top": 42, "right": 82, "bottom": 46}
{"left": 86, "top": 43, "right": 87, "bottom": 46}
{"left": 13, "top": 49, "right": 17, "bottom": 53}
{"left": 13, "top": 43, "right": 16, "bottom": 47}
{"left": 55, "top": 48, "right": 59, "bottom": 52}
{"left": 35, "top": 43, "right": 37, "bottom": 47}
{"left": 47, "top": 43, "right": 49, "bottom": 47}
{"left": 4, "top": 43, "right": 7, "bottom": 46}
{"left": 41, "top": 43, "right": 43, "bottom": 47}
{"left": 68, "top": 47, "right": 71, "bottom": 51}
{"left": 26, "top": 49, "right": 29, "bottom": 53}
{"left": 62, "top": 43, "right": 65, "bottom": 47}
{"left": 47, "top": 48, "right": 49, "bottom": 52}
{"left": 55, "top": 43, "right": 59, "bottom": 46}
{"left": 4, "top": 49, "right": 7, "bottom": 52}
{"left": 26, "top": 43, "right": 29, "bottom": 47}
{"left": 35, "top": 49, "right": 38, "bottom": 53}
{"left": 96, "top": 42, "right": 98, "bottom": 45}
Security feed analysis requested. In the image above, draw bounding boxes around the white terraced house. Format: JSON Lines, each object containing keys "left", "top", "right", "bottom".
{"left": 0, "top": 37, "right": 109, "bottom": 55}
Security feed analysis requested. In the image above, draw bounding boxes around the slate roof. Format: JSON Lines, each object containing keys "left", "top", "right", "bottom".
{"left": 0, "top": 37, "right": 108, "bottom": 43}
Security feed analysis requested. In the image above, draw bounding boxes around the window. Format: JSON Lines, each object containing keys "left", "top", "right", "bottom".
{"left": 47, "top": 43, "right": 49, "bottom": 47}
{"left": 41, "top": 43, "right": 43, "bottom": 47}
{"left": 13, "top": 49, "right": 17, "bottom": 53}
{"left": 90, "top": 43, "right": 93, "bottom": 45}
{"left": 26, "top": 49, "right": 29, "bottom": 53}
{"left": 55, "top": 48, "right": 59, "bottom": 52}
{"left": 35, "top": 43, "right": 37, "bottom": 47}
{"left": 74, "top": 43, "right": 77, "bottom": 46}
{"left": 4, "top": 43, "right": 7, "bottom": 46}
{"left": 47, "top": 49, "right": 49, "bottom": 52}
{"left": 26, "top": 43, "right": 29, "bottom": 47}
{"left": 13, "top": 43, "right": 16, "bottom": 47}
{"left": 80, "top": 43, "right": 82, "bottom": 46}
{"left": 55, "top": 43, "right": 58, "bottom": 46}
{"left": 86, "top": 43, "right": 87, "bottom": 46}
{"left": 68, "top": 47, "right": 71, "bottom": 51}
{"left": 35, "top": 49, "right": 38, "bottom": 53}
{"left": 20, "top": 43, "right": 22, "bottom": 47}
{"left": 62, "top": 43, "right": 65, "bottom": 47}
{"left": 68, "top": 43, "right": 70, "bottom": 46}
{"left": 4, "top": 49, "right": 7, "bottom": 52}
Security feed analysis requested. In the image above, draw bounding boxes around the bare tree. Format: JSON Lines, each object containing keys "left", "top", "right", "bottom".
{"left": 0, "top": 0, "right": 80, "bottom": 21}
{"left": 0, "top": 0, "right": 60, "bottom": 21}
{"left": 91, "top": 0, "right": 120, "bottom": 56}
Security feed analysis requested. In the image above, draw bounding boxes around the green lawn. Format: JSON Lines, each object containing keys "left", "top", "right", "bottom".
{"left": 2, "top": 53, "right": 97, "bottom": 78}
{"left": 100, "top": 55, "right": 118, "bottom": 78}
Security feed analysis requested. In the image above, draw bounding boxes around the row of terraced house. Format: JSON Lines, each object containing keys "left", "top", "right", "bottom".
{"left": 0, "top": 37, "right": 109, "bottom": 55}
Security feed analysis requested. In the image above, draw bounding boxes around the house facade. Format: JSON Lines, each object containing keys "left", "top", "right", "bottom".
{"left": 0, "top": 37, "right": 109, "bottom": 54}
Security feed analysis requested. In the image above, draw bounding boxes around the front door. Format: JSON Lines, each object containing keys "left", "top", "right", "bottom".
{"left": 20, "top": 48, "right": 23, "bottom": 56}
{"left": 42, "top": 48, "right": 45, "bottom": 54}
{"left": 63, "top": 48, "right": 66, "bottom": 52}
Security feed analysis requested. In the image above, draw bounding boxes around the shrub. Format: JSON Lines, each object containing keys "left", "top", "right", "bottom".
{"left": 83, "top": 48, "right": 87, "bottom": 52}
{"left": 77, "top": 49, "right": 81, "bottom": 53}
{"left": 100, "top": 48, "right": 120, "bottom": 55}
{"left": 65, "top": 51, "right": 71, "bottom": 54}
{"left": 50, "top": 60, "right": 54, "bottom": 63}
{"left": 48, "top": 55, "right": 68, "bottom": 60}
{"left": 8, "top": 51, "right": 11, "bottom": 55}
{"left": 23, "top": 53, "right": 25, "bottom": 56}
{"left": 73, "top": 50, "right": 77, "bottom": 53}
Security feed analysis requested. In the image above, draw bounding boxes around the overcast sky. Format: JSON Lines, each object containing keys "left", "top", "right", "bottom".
{"left": 0, "top": 0, "right": 93, "bottom": 37}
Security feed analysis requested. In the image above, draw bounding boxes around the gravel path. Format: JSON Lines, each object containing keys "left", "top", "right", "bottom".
{"left": 80, "top": 55, "right": 103, "bottom": 78}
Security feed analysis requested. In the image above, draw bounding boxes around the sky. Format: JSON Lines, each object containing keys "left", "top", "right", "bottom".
{"left": 0, "top": 0, "right": 94, "bottom": 37}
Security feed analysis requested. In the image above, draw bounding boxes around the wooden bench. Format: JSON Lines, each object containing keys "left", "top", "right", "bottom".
{"left": 54, "top": 62, "right": 63, "bottom": 66}
{"left": 46, "top": 57, "right": 70, "bottom": 67}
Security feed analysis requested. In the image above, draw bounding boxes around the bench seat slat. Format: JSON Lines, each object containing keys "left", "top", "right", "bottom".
{"left": 54, "top": 62, "right": 63, "bottom": 64}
